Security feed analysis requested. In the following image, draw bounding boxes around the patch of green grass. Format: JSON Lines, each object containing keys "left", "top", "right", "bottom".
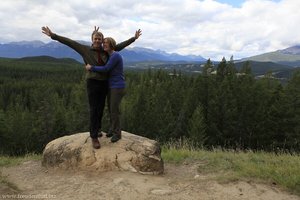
{"left": 162, "top": 145, "right": 300, "bottom": 195}
{"left": 0, "top": 153, "right": 41, "bottom": 167}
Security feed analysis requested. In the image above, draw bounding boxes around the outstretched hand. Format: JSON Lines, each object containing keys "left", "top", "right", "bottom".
{"left": 41, "top": 26, "right": 54, "bottom": 37}
{"left": 85, "top": 64, "right": 92, "bottom": 71}
{"left": 135, "top": 29, "right": 142, "bottom": 40}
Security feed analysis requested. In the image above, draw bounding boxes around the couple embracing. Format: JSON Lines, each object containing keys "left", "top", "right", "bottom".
{"left": 42, "top": 26, "right": 142, "bottom": 149}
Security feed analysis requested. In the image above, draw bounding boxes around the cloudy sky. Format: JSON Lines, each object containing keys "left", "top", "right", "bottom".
{"left": 1, "top": 0, "right": 299, "bottom": 60}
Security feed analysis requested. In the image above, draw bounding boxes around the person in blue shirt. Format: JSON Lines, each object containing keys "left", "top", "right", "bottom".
{"left": 85, "top": 37, "right": 126, "bottom": 143}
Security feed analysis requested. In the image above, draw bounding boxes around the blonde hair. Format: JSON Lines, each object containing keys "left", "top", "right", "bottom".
{"left": 104, "top": 37, "right": 116, "bottom": 50}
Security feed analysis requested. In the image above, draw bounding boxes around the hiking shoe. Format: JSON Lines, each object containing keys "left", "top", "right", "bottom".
{"left": 111, "top": 134, "right": 121, "bottom": 143}
{"left": 92, "top": 138, "right": 101, "bottom": 149}
{"left": 106, "top": 130, "right": 113, "bottom": 138}
{"left": 98, "top": 132, "right": 103, "bottom": 137}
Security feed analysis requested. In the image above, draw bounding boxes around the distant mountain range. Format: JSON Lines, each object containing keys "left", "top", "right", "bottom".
{"left": 2, "top": 40, "right": 300, "bottom": 67}
{"left": 241, "top": 45, "right": 300, "bottom": 67}
{"left": 233, "top": 45, "right": 300, "bottom": 81}
{"left": 1, "top": 40, "right": 299, "bottom": 81}
{"left": 0, "top": 40, "right": 206, "bottom": 63}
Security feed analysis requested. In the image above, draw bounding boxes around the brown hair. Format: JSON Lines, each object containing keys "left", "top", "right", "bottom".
{"left": 91, "top": 31, "right": 104, "bottom": 41}
{"left": 104, "top": 37, "right": 116, "bottom": 50}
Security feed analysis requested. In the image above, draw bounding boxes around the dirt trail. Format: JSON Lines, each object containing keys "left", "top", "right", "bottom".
{"left": 1, "top": 160, "right": 299, "bottom": 200}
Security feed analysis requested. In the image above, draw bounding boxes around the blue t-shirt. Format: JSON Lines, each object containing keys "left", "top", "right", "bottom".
{"left": 91, "top": 52, "right": 125, "bottom": 89}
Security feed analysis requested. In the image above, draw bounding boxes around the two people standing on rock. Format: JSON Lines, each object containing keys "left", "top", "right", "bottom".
{"left": 41, "top": 26, "right": 141, "bottom": 149}
{"left": 85, "top": 37, "right": 126, "bottom": 144}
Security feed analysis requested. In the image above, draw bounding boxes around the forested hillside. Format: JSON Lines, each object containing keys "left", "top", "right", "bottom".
{"left": 0, "top": 57, "right": 299, "bottom": 155}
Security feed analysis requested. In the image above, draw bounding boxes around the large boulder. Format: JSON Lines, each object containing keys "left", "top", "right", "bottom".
{"left": 42, "top": 131, "right": 164, "bottom": 175}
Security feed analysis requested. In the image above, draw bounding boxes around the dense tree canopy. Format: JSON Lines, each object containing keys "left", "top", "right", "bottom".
{"left": 0, "top": 58, "right": 299, "bottom": 155}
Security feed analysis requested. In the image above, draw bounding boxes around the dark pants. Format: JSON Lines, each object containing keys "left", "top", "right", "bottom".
{"left": 87, "top": 79, "right": 108, "bottom": 139}
{"left": 107, "top": 88, "right": 125, "bottom": 135}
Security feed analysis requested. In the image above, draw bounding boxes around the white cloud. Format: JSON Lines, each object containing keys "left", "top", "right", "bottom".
{"left": 0, "top": 0, "right": 299, "bottom": 60}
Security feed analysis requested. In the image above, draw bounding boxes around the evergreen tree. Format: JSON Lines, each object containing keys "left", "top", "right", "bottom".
{"left": 216, "top": 57, "right": 227, "bottom": 82}
{"left": 202, "top": 59, "right": 214, "bottom": 76}
{"left": 188, "top": 104, "right": 207, "bottom": 146}
{"left": 284, "top": 70, "right": 300, "bottom": 150}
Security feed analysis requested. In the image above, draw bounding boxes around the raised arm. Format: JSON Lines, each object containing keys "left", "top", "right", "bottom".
{"left": 41, "top": 26, "right": 86, "bottom": 55}
{"left": 115, "top": 29, "right": 142, "bottom": 51}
